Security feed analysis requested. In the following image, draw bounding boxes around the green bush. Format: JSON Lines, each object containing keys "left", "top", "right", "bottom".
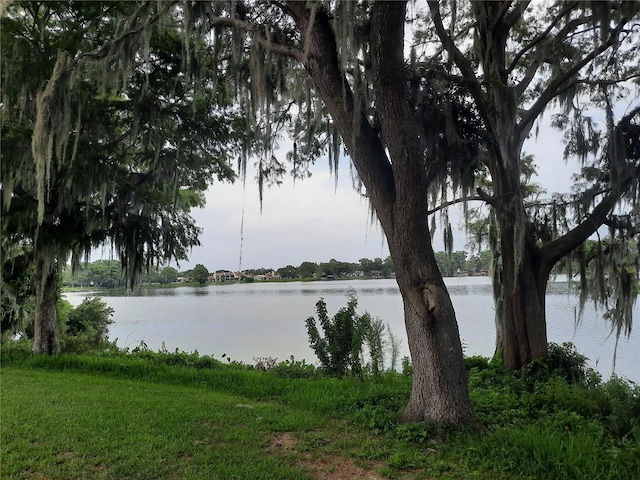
{"left": 464, "top": 355, "right": 490, "bottom": 371}
{"left": 60, "top": 297, "right": 115, "bottom": 353}
{"left": 270, "top": 356, "right": 317, "bottom": 379}
{"left": 592, "top": 376, "right": 640, "bottom": 439}
{"left": 65, "top": 297, "right": 113, "bottom": 339}
{"left": 363, "top": 316, "right": 386, "bottom": 375}
{"left": 401, "top": 356, "right": 413, "bottom": 376}
{"left": 466, "top": 346, "right": 640, "bottom": 441}
{"left": 519, "top": 342, "right": 600, "bottom": 385}
{"left": 305, "top": 291, "right": 370, "bottom": 377}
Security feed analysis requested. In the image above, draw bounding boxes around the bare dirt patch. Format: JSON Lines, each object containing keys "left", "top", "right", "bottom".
{"left": 301, "top": 456, "right": 387, "bottom": 480}
{"left": 269, "top": 432, "right": 387, "bottom": 480}
{"left": 270, "top": 432, "right": 299, "bottom": 451}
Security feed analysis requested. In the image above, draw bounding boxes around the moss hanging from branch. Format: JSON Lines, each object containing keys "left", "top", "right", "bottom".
{"left": 31, "top": 51, "right": 73, "bottom": 223}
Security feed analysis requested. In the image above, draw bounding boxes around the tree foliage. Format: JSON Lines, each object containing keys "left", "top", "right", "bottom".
{"left": 415, "top": 1, "right": 640, "bottom": 368}
{"left": 0, "top": 244, "right": 35, "bottom": 339}
{"left": 2, "top": 0, "right": 241, "bottom": 281}
{"left": 191, "top": 264, "right": 210, "bottom": 285}
{"left": 1, "top": 1, "right": 243, "bottom": 352}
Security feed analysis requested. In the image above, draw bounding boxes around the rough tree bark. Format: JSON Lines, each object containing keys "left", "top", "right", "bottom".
{"left": 286, "top": 0, "right": 474, "bottom": 424}
{"left": 485, "top": 133, "right": 551, "bottom": 368}
{"left": 32, "top": 255, "right": 61, "bottom": 354}
{"left": 494, "top": 225, "right": 549, "bottom": 368}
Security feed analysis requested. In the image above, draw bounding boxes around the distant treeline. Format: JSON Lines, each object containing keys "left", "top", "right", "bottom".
{"left": 63, "top": 251, "right": 494, "bottom": 287}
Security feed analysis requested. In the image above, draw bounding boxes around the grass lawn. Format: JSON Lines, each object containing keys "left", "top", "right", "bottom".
{"left": 2, "top": 347, "right": 638, "bottom": 479}
{"left": 1, "top": 366, "right": 453, "bottom": 480}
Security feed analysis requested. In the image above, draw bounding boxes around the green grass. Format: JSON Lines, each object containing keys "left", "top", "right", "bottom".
{"left": 2, "top": 369, "right": 319, "bottom": 479}
{"left": 2, "top": 346, "right": 639, "bottom": 480}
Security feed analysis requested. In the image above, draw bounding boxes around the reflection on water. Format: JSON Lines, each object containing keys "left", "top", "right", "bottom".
{"left": 65, "top": 277, "right": 639, "bottom": 382}
{"left": 447, "top": 284, "right": 490, "bottom": 295}
{"left": 99, "top": 288, "right": 179, "bottom": 297}
{"left": 192, "top": 288, "right": 210, "bottom": 296}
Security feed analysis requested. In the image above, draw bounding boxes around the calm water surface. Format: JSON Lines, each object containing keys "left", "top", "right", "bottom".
{"left": 65, "top": 277, "right": 639, "bottom": 382}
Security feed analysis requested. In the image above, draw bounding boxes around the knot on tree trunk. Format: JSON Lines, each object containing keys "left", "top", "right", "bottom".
{"left": 408, "top": 283, "right": 443, "bottom": 323}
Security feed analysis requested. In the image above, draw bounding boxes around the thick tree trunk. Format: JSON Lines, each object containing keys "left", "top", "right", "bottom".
{"left": 384, "top": 186, "right": 473, "bottom": 425}
{"left": 32, "top": 257, "right": 61, "bottom": 354}
{"left": 380, "top": 190, "right": 475, "bottom": 425}
{"left": 285, "top": 0, "right": 474, "bottom": 425}
{"left": 395, "top": 261, "right": 473, "bottom": 424}
{"left": 494, "top": 222, "right": 548, "bottom": 369}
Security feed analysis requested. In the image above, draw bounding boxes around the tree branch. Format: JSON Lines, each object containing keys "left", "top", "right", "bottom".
{"left": 509, "top": 3, "right": 580, "bottom": 93}
{"left": 540, "top": 131, "right": 639, "bottom": 269}
{"left": 574, "top": 72, "right": 640, "bottom": 87}
{"left": 79, "top": 1, "right": 178, "bottom": 62}
{"left": 517, "top": 20, "right": 627, "bottom": 140}
{"left": 427, "top": 1, "right": 481, "bottom": 92}
{"left": 426, "top": 195, "right": 484, "bottom": 216}
{"left": 504, "top": 1, "right": 532, "bottom": 28}
{"left": 283, "top": 1, "right": 395, "bottom": 210}
{"left": 427, "top": 0, "right": 494, "bottom": 141}
{"left": 536, "top": 103, "right": 639, "bottom": 267}
{"left": 540, "top": 189, "right": 624, "bottom": 268}
{"left": 489, "top": 1, "right": 512, "bottom": 30}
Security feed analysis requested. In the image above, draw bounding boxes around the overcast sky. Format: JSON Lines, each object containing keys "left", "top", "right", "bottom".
{"left": 179, "top": 123, "right": 577, "bottom": 272}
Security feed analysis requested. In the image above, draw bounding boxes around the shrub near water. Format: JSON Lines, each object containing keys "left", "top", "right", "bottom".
{"left": 305, "top": 291, "right": 370, "bottom": 377}
{"left": 305, "top": 291, "right": 400, "bottom": 377}
{"left": 459, "top": 343, "right": 640, "bottom": 479}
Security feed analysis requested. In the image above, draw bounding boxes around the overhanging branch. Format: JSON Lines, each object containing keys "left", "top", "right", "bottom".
{"left": 426, "top": 195, "right": 484, "bottom": 216}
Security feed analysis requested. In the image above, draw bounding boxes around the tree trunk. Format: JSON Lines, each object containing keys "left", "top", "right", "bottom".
{"left": 382, "top": 173, "right": 473, "bottom": 425}
{"left": 392, "top": 246, "right": 474, "bottom": 425}
{"left": 285, "top": 1, "right": 474, "bottom": 425}
{"left": 494, "top": 221, "right": 549, "bottom": 369}
{"left": 32, "top": 257, "right": 61, "bottom": 354}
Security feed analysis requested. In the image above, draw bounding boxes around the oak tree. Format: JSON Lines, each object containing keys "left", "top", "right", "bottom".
{"left": 1, "top": 1, "right": 241, "bottom": 353}
{"left": 421, "top": 1, "right": 640, "bottom": 368}
{"left": 184, "top": 0, "right": 475, "bottom": 425}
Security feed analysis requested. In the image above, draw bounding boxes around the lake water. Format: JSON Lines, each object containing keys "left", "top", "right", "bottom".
{"left": 64, "top": 277, "right": 639, "bottom": 382}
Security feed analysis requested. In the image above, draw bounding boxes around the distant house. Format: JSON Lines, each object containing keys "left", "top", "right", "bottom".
{"left": 267, "top": 270, "right": 281, "bottom": 280}
{"left": 212, "top": 271, "right": 240, "bottom": 282}
{"left": 177, "top": 276, "right": 189, "bottom": 283}
{"left": 255, "top": 270, "right": 281, "bottom": 281}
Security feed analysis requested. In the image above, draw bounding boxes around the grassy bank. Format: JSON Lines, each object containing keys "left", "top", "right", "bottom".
{"left": 1, "top": 345, "right": 639, "bottom": 479}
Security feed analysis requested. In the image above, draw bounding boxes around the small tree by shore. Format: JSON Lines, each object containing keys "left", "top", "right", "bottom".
{"left": 191, "top": 264, "right": 210, "bottom": 285}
